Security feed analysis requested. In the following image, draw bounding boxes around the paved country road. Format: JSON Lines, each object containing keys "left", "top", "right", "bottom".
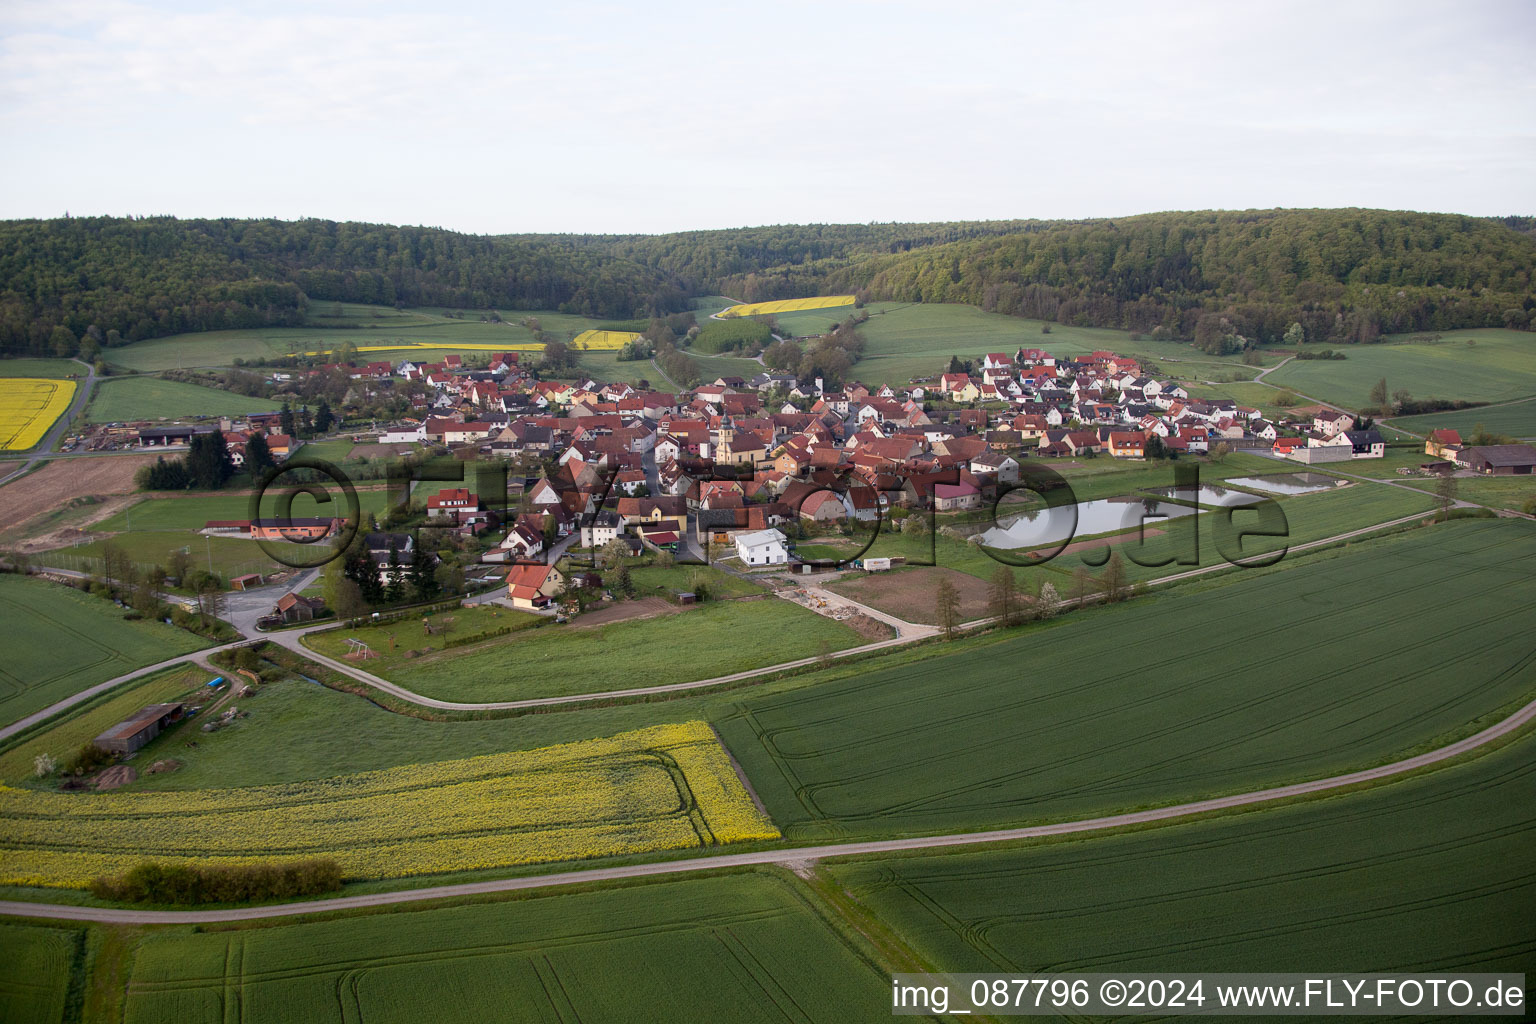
{"left": 0, "top": 359, "right": 95, "bottom": 487}
{"left": 4, "top": 687, "right": 1533, "bottom": 925}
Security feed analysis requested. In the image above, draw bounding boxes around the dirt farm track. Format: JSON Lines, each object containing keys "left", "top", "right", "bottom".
{"left": 0, "top": 455, "right": 159, "bottom": 533}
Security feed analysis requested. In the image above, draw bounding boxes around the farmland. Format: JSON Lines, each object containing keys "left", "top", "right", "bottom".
{"left": 0, "top": 921, "right": 79, "bottom": 1024}
{"left": 0, "top": 665, "right": 211, "bottom": 784}
{"left": 829, "top": 728, "right": 1536, "bottom": 976}
{"left": 304, "top": 593, "right": 864, "bottom": 702}
{"left": 570, "top": 329, "right": 640, "bottom": 349}
{"left": 117, "top": 872, "right": 893, "bottom": 1024}
{"left": 0, "top": 574, "right": 210, "bottom": 729}
{"left": 718, "top": 295, "right": 855, "bottom": 317}
{"left": 1264, "top": 329, "right": 1536, "bottom": 410}
{"left": 718, "top": 520, "right": 1536, "bottom": 842}
{"left": 0, "top": 722, "right": 777, "bottom": 889}
{"left": 1389, "top": 395, "right": 1536, "bottom": 440}
{"left": 84, "top": 376, "right": 281, "bottom": 424}
{"left": 0, "top": 378, "right": 75, "bottom": 451}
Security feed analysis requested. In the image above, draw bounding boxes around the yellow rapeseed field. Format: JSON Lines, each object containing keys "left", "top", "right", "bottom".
{"left": 571, "top": 329, "right": 640, "bottom": 350}
{"left": 0, "top": 378, "right": 76, "bottom": 451}
{"left": 718, "top": 296, "right": 855, "bottom": 318}
{"left": 0, "top": 722, "right": 779, "bottom": 889}
{"left": 301, "top": 342, "right": 546, "bottom": 356}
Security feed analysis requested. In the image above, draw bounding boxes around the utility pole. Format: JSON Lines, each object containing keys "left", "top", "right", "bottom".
{"left": 206, "top": 535, "right": 213, "bottom": 575}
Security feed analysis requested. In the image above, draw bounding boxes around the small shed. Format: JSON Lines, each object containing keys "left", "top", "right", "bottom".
{"left": 230, "top": 573, "right": 263, "bottom": 591}
{"left": 94, "top": 702, "right": 186, "bottom": 755}
{"left": 674, "top": 591, "right": 697, "bottom": 605}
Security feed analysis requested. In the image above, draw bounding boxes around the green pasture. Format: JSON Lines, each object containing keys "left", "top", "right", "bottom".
{"left": 1264, "top": 329, "right": 1536, "bottom": 411}
{"left": 306, "top": 593, "right": 864, "bottom": 702}
{"left": 84, "top": 376, "right": 282, "bottom": 424}
{"left": 1388, "top": 396, "right": 1536, "bottom": 440}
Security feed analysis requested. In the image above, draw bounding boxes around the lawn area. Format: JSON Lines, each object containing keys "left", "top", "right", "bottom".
{"left": 830, "top": 728, "right": 1536, "bottom": 977}
{"left": 0, "top": 574, "right": 211, "bottom": 728}
{"left": 628, "top": 563, "right": 764, "bottom": 599}
{"left": 118, "top": 872, "right": 893, "bottom": 1024}
{"left": 0, "top": 920, "right": 80, "bottom": 1024}
{"left": 1388, "top": 395, "right": 1536, "bottom": 440}
{"left": 1264, "top": 329, "right": 1536, "bottom": 411}
{"left": 84, "top": 376, "right": 282, "bottom": 423}
{"left": 305, "top": 604, "right": 547, "bottom": 674}
{"left": 309, "top": 593, "right": 865, "bottom": 702}
{"left": 1045, "top": 450, "right": 1278, "bottom": 502}
{"left": 718, "top": 519, "right": 1536, "bottom": 842}
{"left": 0, "top": 665, "right": 212, "bottom": 784}
{"left": 1393, "top": 473, "right": 1536, "bottom": 514}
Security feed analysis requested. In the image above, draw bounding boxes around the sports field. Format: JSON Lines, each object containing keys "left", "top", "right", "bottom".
{"left": 117, "top": 872, "right": 892, "bottom": 1024}
{"left": 84, "top": 376, "right": 282, "bottom": 424}
{"left": 0, "top": 575, "right": 210, "bottom": 729}
{"left": 0, "top": 722, "right": 776, "bottom": 888}
{"left": 1264, "top": 330, "right": 1536, "bottom": 410}
{"left": 830, "top": 728, "right": 1536, "bottom": 976}
{"left": 718, "top": 295, "right": 855, "bottom": 317}
{"left": 0, "top": 378, "right": 75, "bottom": 451}
{"left": 719, "top": 520, "right": 1536, "bottom": 842}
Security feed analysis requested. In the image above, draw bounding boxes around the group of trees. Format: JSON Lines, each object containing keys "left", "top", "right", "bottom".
{"left": 5, "top": 210, "right": 1531, "bottom": 359}
{"left": 135, "top": 431, "right": 242, "bottom": 490}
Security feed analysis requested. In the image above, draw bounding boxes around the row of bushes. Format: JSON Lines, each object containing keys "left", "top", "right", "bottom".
{"left": 442, "top": 619, "right": 544, "bottom": 648}
{"left": 89, "top": 857, "right": 344, "bottom": 904}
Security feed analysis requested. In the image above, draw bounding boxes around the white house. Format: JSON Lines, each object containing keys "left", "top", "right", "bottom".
{"left": 735, "top": 528, "right": 791, "bottom": 566}
{"left": 380, "top": 424, "right": 425, "bottom": 444}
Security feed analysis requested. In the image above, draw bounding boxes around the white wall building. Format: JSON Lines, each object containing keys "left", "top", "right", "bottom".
{"left": 735, "top": 528, "right": 791, "bottom": 566}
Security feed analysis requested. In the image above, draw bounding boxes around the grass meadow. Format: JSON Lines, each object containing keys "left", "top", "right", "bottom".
{"left": 306, "top": 593, "right": 865, "bottom": 702}
{"left": 830, "top": 727, "right": 1536, "bottom": 976}
{"left": 84, "top": 376, "right": 281, "bottom": 424}
{"left": 719, "top": 519, "right": 1536, "bottom": 842}
{"left": 1388, "top": 395, "right": 1536, "bottom": 440}
{"left": 0, "top": 575, "right": 210, "bottom": 728}
{"left": 116, "top": 872, "right": 893, "bottom": 1024}
{"left": 1265, "top": 329, "right": 1536, "bottom": 410}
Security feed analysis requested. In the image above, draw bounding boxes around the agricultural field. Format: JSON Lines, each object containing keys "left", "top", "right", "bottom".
{"left": 1388, "top": 395, "right": 1536, "bottom": 440}
{"left": 0, "top": 358, "right": 83, "bottom": 378}
{"left": 0, "top": 666, "right": 211, "bottom": 784}
{"left": 305, "top": 594, "right": 864, "bottom": 702}
{"left": 0, "top": 454, "right": 160, "bottom": 546}
{"left": 570, "top": 329, "right": 639, "bottom": 349}
{"left": 829, "top": 729, "right": 1536, "bottom": 976}
{"left": 118, "top": 872, "right": 893, "bottom": 1024}
{"left": 36, "top": 531, "right": 334, "bottom": 583}
{"left": 718, "top": 520, "right": 1536, "bottom": 843}
{"left": 1264, "top": 329, "right": 1536, "bottom": 410}
{"left": 829, "top": 566, "right": 994, "bottom": 624}
{"left": 0, "top": 378, "right": 75, "bottom": 451}
{"left": 93, "top": 487, "right": 399, "bottom": 534}
{"left": 0, "top": 722, "right": 777, "bottom": 889}
{"left": 0, "top": 574, "right": 211, "bottom": 729}
{"left": 687, "top": 351, "right": 770, "bottom": 381}
{"left": 718, "top": 295, "right": 855, "bottom": 318}
{"left": 83, "top": 376, "right": 282, "bottom": 424}
{"left": 0, "top": 921, "right": 80, "bottom": 1024}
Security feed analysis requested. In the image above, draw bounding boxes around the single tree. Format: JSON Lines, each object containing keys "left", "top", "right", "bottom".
{"left": 1038, "top": 581, "right": 1060, "bottom": 619}
{"left": 1210, "top": 441, "right": 1232, "bottom": 463}
{"left": 244, "top": 432, "right": 274, "bottom": 478}
{"left": 1283, "top": 322, "right": 1306, "bottom": 347}
{"left": 409, "top": 545, "right": 439, "bottom": 601}
{"left": 1369, "top": 377, "right": 1389, "bottom": 413}
{"left": 1100, "top": 550, "right": 1129, "bottom": 603}
{"left": 988, "top": 566, "right": 1020, "bottom": 626}
{"left": 314, "top": 399, "right": 335, "bottom": 434}
{"left": 935, "top": 578, "right": 961, "bottom": 639}
{"left": 1435, "top": 473, "right": 1458, "bottom": 520}
{"left": 384, "top": 546, "right": 405, "bottom": 603}
{"left": 279, "top": 401, "right": 296, "bottom": 438}
{"left": 1070, "top": 566, "right": 1093, "bottom": 607}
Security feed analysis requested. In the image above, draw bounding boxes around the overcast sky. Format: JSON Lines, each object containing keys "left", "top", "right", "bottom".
{"left": 3, "top": 0, "right": 1533, "bottom": 234}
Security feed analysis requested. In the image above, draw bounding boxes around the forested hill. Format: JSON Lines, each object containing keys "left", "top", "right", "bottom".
{"left": 1, "top": 210, "right": 1532, "bottom": 357}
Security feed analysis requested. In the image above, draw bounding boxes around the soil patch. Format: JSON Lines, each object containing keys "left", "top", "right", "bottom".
{"left": 829, "top": 566, "right": 994, "bottom": 625}
{"left": 571, "top": 596, "right": 685, "bottom": 627}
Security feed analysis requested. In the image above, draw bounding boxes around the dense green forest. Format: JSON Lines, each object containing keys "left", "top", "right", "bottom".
{"left": 1, "top": 210, "right": 1531, "bottom": 357}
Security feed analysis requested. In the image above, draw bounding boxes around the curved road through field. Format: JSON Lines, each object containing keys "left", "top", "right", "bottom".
{"left": 4, "top": 687, "right": 1533, "bottom": 924}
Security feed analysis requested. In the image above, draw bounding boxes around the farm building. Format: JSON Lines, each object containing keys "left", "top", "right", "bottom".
{"left": 1453, "top": 443, "right": 1536, "bottom": 475}
{"left": 250, "top": 517, "right": 340, "bottom": 541}
{"left": 273, "top": 593, "right": 324, "bottom": 623}
{"left": 137, "top": 425, "right": 218, "bottom": 446}
{"left": 94, "top": 702, "right": 186, "bottom": 755}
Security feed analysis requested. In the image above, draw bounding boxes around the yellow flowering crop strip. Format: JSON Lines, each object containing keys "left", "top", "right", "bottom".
{"left": 571, "top": 330, "right": 639, "bottom": 350}
{"left": 301, "top": 342, "right": 547, "bottom": 356}
{"left": 0, "top": 378, "right": 76, "bottom": 451}
{"left": 0, "top": 722, "right": 779, "bottom": 889}
{"left": 718, "top": 296, "right": 855, "bottom": 318}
